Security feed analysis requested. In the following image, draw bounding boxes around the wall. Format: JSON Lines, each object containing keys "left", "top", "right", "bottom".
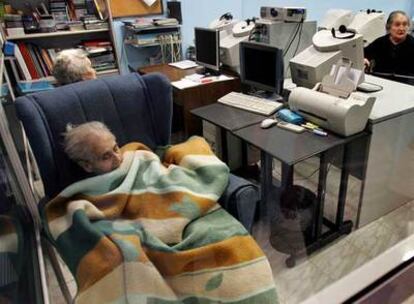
{"left": 180, "top": 0, "right": 242, "bottom": 52}
{"left": 242, "top": 0, "right": 412, "bottom": 21}
{"left": 113, "top": 0, "right": 414, "bottom": 74}
{"left": 112, "top": 0, "right": 241, "bottom": 73}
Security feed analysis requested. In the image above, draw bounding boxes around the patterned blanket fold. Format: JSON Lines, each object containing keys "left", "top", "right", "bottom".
{"left": 43, "top": 136, "right": 278, "bottom": 303}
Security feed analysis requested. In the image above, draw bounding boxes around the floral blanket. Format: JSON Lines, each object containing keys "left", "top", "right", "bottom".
{"left": 43, "top": 136, "right": 278, "bottom": 303}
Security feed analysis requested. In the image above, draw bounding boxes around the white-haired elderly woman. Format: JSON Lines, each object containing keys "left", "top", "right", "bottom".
{"left": 63, "top": 121, "right": 123, "bottom": 174}
{"left": 52, "top": 49, "right": 97, "bottom": 85}
{"left": 364, "top": 10, "right": 414, "bottom": 77}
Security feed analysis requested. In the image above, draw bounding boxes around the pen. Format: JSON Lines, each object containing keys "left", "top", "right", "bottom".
{"left": 201, "top": 78, "right": 214, "bottom": 83}
{"left": 301, "top": 122, "right": 319, "bottom": 130}
{"left": 312, "top": 129, "right": 328, "bottom": 136}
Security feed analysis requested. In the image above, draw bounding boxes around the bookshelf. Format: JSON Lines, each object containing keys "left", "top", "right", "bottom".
{"left": 2, "top": 0, "right": 121, "bottom": 91}
{"left": 6, "top": 28, "right": 110, "bottom": 40}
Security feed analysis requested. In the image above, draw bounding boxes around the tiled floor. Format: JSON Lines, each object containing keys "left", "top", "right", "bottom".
{"left": 251, "top": 199, "right": 414, "bottom": 304}
{"left": 43, "top": 157, "right": 414, "bottom": 304}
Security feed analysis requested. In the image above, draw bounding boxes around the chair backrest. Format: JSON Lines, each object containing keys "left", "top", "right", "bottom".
{"left": 15, "top": 72, "right": 172, "bottom": 198}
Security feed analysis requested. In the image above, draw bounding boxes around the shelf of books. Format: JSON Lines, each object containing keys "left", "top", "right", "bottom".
{"left": 2, "top": 0, "right": 119, "bottom": 95}
{"left": 4, "top": 39, "right": 118, "bottom": 88}
{"left": 6, "top": 28, "right": 110, "bottom": 41}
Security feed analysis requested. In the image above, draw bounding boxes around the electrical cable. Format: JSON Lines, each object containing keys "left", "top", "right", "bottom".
{"left": 285, "top": 21, "right": 304, "bottom": 75}
{"left": 292, "top": 22, "right": 304, "bottom": 57}
{"left": 283, "top": 22, "right": 301, "bottom": 57}
{"left": 170, "top": 34, "right": 175, "bottom": 62}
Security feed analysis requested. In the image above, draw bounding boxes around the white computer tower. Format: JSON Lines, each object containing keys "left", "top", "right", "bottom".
{"left": 256, "top": 20, "right": 317, "bottom": 77}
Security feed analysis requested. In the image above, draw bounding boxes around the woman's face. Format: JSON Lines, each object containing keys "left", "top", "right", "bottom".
{"left": 389, "top": 13, "right": 410, "bottom": 43}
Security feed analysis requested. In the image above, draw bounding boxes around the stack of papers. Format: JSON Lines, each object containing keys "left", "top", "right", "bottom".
{"left": 184, "top": 74, "right": 204, "bottom": 82}
{"left": 171, "top": 74, "right": 235, "bottom": 89}
{"left": 171, "top": 79, "right": 200, "bottom": 89}
{"left": 169, "top": 60, "right": 199, "bottom": 70}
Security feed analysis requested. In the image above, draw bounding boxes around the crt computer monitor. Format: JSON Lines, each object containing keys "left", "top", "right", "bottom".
{"left": 240, "top": 41, "right": 284, "bottom": 95}
{"left": 194, "top": 27, "right": 220, "bottom": 73}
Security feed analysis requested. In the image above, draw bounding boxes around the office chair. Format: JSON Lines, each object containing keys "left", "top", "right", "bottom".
{"left": 14, "top": 72, "right": 258, "bottom": 303}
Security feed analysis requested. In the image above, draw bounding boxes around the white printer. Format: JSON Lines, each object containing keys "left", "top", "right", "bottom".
{"left": 288, "top": 59, "right": 376, "bottom": 136}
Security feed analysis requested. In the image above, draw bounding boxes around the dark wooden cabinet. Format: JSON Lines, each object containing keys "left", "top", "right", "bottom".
{"left": 138, "top": 63, "right": 241, "bottom": 137}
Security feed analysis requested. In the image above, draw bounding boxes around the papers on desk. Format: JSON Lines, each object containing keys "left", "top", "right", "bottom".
{"left": 185, "top": 73, "right": 204, "bottom": 82}
{"left": 169, "top": 60, "right": 199, "bottom": 70}
{"left": 171, "top": 74, "right": 235, "bottom": 89}
{"left": 171, "top": 79, "right": 200, "bottom": 89}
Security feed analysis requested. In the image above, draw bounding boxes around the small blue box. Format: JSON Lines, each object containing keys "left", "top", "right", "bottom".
{"left": 277, "top": 109, "right": 304, "bottom": 125}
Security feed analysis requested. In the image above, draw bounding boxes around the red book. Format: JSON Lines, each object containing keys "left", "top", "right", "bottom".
{"left": 33, "top": 45, "right": 50, "bottom": 76}
{"left": 17, "top": 42, "right": 40, "bottom": 79}
{"left": 40, "top": 48, "right": 54, "bottom": 74}
{"left": 81, "top": 40, "right": 111, "bottom": 47}
{"left": 27, "top": 44, "right": 46, "bottom": 77}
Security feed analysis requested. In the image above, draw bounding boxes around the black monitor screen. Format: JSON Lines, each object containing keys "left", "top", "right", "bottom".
{"left": 194, "top": 27, "right": 220, "bottom": 71}
{"left": 240, "top": 42, "right": 284, "bottom": 94}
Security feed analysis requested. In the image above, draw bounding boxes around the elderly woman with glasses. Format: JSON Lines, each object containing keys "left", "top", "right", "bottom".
{"left": 364, "top": 10, "right": 414, "bottom": 80}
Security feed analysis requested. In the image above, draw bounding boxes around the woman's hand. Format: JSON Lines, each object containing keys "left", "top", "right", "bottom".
{"left": 364, "top": 58, "right": 371, "bottom": 72}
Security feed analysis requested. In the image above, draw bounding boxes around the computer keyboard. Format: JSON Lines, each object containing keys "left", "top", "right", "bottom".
{"left": 218, "top": 92, "right": 284, "bottom": 116}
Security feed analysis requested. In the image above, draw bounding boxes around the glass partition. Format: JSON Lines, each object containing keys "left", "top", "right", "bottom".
{"left": 0, "top": 46, "right": 47, "bottom": 304}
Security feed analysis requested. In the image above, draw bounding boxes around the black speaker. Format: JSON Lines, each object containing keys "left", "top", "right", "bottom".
{"left": 167, "top": 1, "right": 182, "bottom": 24}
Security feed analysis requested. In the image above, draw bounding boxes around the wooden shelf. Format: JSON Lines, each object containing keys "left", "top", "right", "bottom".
{"left": 125, "top": 40, "right": 181, "bottom": 48}
{"left": 6, "top": 28, "right": 110, "bottom": 40}
{"left": 124, "top": 24, "right": 180, "bottom": 33}
{"left": 35, "top": 69, "right": 119, "bottom": 85}
{"left": 96, "top": 68, "right": 119, "bottom": 76}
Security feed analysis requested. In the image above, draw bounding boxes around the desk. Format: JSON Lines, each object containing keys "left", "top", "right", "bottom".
{"left": 192, "top": 103, "right": 370, "bottom": 267}
{"left": 284, "top": 76, "right": 414, "bottom": 227}
{"left": 138, "top": 64, "right": 241, "bottom": 136}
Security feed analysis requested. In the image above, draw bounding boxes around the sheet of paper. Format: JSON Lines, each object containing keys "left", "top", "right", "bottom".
{"left": 169, "top": 60, "right": 199, "bottom": 70}
{"left": 216, "top": 75, "right": 234, "bottom": 81}
{"left": 171, "top": 79, "right": 200, "bottom": 89}
{"left": 185, "top": 73, "right": 204, "bottom": 81}
{"left": 172, "top": 74, "right": 235, "bottom": 89}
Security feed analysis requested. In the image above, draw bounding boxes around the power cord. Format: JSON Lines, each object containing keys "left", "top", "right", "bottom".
{"left": 283, "top": 21, "right": 305, "bottom": 58}
{"left": 285, "top": 21, "right": 304, "bottom": 75}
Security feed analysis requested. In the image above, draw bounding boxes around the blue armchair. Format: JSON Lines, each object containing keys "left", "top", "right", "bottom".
{"left": 15, "top": 73, "right": 259, "bottom": 301}
{"left": 15, "top": 72, "right": 258, "bottom": 229}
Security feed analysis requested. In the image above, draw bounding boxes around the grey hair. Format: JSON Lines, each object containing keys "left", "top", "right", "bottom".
{"left": 386, "top": 10, "right": 411, "bottom": 32}
{"left": 63, "top": 121, "right": 115, "bottom": 162}
{"left": 52, "top": 49, "right": 92, "bottom": 85}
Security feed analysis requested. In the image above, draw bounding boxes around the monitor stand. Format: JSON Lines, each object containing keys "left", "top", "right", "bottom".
{"left": 196, "top": 67, "right": 221, "bottom": 77}
{"left": 247, "top": 89, "right": 284, "bottom": 102}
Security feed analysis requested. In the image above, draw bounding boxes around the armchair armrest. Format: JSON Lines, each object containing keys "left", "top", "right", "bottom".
{"left": 219, "top": 174, "right": 259, "bottom": 233}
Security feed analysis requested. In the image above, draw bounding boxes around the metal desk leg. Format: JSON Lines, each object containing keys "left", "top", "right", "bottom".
{"left": 336, "top": 144, "right": 353, "bottom": 234}
{"left": 315, "top": 152, "right": 328, "bottom": 240}
{"left": 260, "top": 150, "right": 272, "bottom": 218}
{"left": 281, "top": 163, "right": 296, "bottom": 267}
{"left": 281, "top": 163, "right": 294, "bottom": 191}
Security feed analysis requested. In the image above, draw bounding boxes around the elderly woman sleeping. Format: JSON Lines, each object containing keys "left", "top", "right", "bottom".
{"left": 43, "top": 121, "right": 278, "bottom": 303}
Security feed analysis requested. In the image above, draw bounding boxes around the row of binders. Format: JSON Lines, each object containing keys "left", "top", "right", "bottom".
{"left": 4, "top": 40, "right": 116, "bottom": 83}
{"left": 49, "top": 0, "right": 107, "bottom": 22}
